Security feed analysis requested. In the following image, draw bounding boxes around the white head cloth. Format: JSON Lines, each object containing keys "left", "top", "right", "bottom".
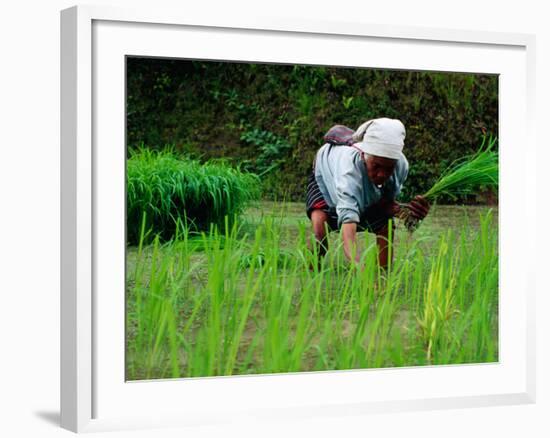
{"left": 352, "top": 118, "right": 406, "bottom": 160}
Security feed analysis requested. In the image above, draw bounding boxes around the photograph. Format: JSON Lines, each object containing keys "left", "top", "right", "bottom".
{"left": 124, "top": 57, "right": 499, "bottom": 381}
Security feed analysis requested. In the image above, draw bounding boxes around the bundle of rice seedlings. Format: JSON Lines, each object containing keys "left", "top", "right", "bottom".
{"left": 399, "top": 135, "right": 498, "bottom": 232}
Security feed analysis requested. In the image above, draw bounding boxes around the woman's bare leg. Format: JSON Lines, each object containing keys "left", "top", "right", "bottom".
{"left": 310, "top": 209, "right": 329, "bottom": 258}
{"left": 375, "top": 224, "right": 392, "bottom": 269}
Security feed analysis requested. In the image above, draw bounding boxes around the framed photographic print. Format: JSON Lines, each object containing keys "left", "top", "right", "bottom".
{"left": 61, "top": 4, "right": 536, "bottom": 433}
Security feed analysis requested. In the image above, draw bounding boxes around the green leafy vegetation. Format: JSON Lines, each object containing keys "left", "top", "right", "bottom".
{"left": 239, "top": 128, "right": 292, "bottom": 176}
{"left": 126, "top": 147, "right": 260, "bottom": 245}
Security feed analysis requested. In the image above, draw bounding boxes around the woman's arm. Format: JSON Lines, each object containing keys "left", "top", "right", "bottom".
{"left": 342, "top": 222, "right": 392, "bottom": 270}
{"left": 342, "top": 222, "right": 360, "bottom": 264}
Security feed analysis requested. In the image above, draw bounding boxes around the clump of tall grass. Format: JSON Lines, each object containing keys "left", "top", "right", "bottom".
{"left": 400, "top": 136, "right": 498, "bottom": 232}
{"left": 127, "top": 147, "right": 261, "bottom": 245}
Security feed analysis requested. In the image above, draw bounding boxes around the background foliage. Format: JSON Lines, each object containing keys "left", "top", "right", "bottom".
{"left": 127, "top": 58, "right": 498, "bottom": 203}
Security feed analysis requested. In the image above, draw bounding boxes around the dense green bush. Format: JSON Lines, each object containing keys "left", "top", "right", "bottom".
{"left": 127, "top": 58, "right": 498, "bottom": 203}
{"left": 126, "top": 147, "right": 260, "bottom": 245}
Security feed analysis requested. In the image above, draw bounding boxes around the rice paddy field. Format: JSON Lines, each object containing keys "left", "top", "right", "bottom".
{"left": 125, "top": 201, "right": 498, "bottom": 381}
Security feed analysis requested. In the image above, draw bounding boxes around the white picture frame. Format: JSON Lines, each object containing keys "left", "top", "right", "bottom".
{"left": 60, "top": 4, "right": 536, "bottom": 433}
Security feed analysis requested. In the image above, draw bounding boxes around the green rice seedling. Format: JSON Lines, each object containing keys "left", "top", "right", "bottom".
{"left": 416, "top": 231, "right": 459, "bottom": 362}
{"left": 127, "top": 146, "right": 261, "bottom": 245}
{"left": 424, "top": 136, "right": 498, "bottom": 200}
{"left": 126, "top": 202, "right": 498, "bottom": 379}
{"left": 451, "top": 209, "right": 498, "bottom": 363}
{"left": 400, "top": 135, "right": 498, "bottom": 232}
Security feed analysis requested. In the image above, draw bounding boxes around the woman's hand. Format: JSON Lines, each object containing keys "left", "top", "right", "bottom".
{"left": 377, "top": 198, "right": 401, "bottom": 217}
{"left": 408, "top": 195, "right": 430, "bottom": 220}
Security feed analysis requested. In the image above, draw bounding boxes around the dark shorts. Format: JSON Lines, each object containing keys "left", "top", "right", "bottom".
{"left": 305, "top": 171, "right": 393, "bottom": 234}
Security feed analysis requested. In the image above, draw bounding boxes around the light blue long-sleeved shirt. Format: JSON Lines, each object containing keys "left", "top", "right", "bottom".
{"left": 314, "top": 144, "right": 409, "bottom": 228}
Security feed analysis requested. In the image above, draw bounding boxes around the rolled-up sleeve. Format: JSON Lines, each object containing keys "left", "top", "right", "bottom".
{"left": 334, "top": 153, "right": 364, "bottom": 227}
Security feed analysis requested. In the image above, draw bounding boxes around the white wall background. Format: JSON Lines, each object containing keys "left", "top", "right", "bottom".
{"left": 0, "top": 0, "right": 547, "bottom": 436}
